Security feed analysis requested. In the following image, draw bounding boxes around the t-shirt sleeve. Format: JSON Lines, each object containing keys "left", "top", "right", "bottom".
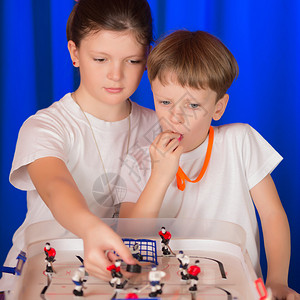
{"left": 242, "top": 124, "right": 283, "bottom": 190}
{"left": 9, "top": 115, "right": 69, "bottom": 191}
{"left": 115, "top": 150, "right": 151, "bottom": 205}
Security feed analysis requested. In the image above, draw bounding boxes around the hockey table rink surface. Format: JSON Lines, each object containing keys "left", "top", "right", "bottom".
{"left": 13, "top": 237, "right": 261, "bottom": 300}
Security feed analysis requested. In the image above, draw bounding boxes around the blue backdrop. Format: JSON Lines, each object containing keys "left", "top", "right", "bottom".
{"left": 0, "top": 0, "right": 299, "bottom": 290}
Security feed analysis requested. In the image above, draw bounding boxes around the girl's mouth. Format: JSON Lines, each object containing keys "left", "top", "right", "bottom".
{"left": 105, "top": 87, "right": 123, "bottom": 94}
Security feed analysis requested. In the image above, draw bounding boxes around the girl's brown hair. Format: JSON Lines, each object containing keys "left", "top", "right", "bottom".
{"left": 147, "top": 30, "right": 239, "bottom": 101}
{"left": 66, "top": 0, "right": 153, "bottom": 47}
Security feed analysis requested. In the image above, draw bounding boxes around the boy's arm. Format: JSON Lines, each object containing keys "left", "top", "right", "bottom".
{"left": 27, "top": 157, "right": 135, "bottom": 279}
{"left": 120, "top": 131, "right": 183, "bottom": 218}
{"left": 250, "top": 174, "right": 299, "bottom": 298}
{"left": 119, "top": 172, "right": 170, "bottom": 218}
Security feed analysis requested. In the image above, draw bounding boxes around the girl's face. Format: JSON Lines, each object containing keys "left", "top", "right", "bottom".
{"left": 152, "top": 73, "right": 228, "bottom": 152}
{"left": 70, "top": 30, "right": 147, "bottom": 107}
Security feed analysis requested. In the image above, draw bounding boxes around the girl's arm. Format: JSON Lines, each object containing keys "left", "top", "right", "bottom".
{"left": 120, "top": 131, "right": 183, "bottom": 218}
{"left": 250, "top": 174, "right": 299, "bottom": 298}
{"left": 27, "top": 157, "right": 135, "bottom": 279}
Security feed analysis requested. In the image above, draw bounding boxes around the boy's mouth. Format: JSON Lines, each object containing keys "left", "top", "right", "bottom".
{"left": 178, "top": 134, "right": 183, "bottom": 141}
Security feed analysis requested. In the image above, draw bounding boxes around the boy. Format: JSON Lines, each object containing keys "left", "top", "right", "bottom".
{"left": 117, "top": 30, "right": 299, "bottom": 298}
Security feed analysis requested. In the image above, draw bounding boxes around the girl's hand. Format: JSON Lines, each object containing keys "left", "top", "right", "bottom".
{"left": 149, "top": 131, "right": 184, "bottom": 185}
{"left": 82, "top": 221, "right": 136, "bottom": 280}
{"left": 267, "top": 282, "right": 300, "bottom": 300}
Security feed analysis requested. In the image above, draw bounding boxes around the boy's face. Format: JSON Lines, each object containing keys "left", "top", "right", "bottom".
{"left": 152, "top": 75, "right": 228, "bottom": 152}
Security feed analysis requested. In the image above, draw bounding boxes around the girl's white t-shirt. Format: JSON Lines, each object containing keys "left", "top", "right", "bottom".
{"left": 0, "top": 93, "right": 159, "bottom": 291}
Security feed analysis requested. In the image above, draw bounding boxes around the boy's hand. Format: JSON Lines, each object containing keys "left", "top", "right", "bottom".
{"left": 82, "top": 220, "right": 136, "bottom": 280}
{"left": 149, "top": 131, "right": 184, "bottom": 185}
{"left": 267, "top": 282, "right": 300, "bottom": 299}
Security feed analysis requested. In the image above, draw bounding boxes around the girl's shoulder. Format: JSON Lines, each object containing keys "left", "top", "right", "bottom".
{"left": 130, "top": 101, "right": 160, "bottom": 135}
{"left": 20, "top": 93, "right": 78, "bottom": 134}
{"left": 26, "top": 93, "right": 75, "bottom": 121}
{"left": 131, "top": 101, "right": 157, "bottom": 120}
{"left": 34, "top": 93, "right": 75, "bottom": 118}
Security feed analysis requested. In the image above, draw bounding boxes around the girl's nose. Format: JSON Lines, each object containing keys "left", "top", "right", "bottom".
{"left": 107, "top": 63, "right": 122, "bottom": 81}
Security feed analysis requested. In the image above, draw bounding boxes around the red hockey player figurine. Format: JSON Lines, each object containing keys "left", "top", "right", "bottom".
{"left": 188, "top": 260, "right": 201, "bottom": 291}
{"left": 107, "top": 259, "right": 127, "bottom": 289}
{"left": 44, "top": 242, "right": 56, "bottom": 273}
{"left": 158, "top": 227, "right": 171, "bottom": 255}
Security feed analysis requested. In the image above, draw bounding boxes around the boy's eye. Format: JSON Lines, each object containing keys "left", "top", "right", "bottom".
{"left": 189, "top": 103, "right": 200, "bottom": 109}
{"left": 160, "top": 100, "right": 171, "bottom": 105}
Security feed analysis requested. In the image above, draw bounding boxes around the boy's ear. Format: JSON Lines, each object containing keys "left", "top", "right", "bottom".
{"left": 68, "top": 40, "right": 79, "bottom": 67}
{"left": 212, "top": 94, "right": 229, "bottom": 121}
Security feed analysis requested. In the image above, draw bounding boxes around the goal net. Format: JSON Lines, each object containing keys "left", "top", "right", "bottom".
{"left": 122, "top": 238, "right": 158, "bottom": 265}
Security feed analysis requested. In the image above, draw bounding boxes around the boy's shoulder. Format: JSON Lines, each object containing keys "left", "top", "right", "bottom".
{"left": 215, "top": 123, "right": 253, "bottom": 138}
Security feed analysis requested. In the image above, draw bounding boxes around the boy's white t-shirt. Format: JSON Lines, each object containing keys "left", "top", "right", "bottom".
{"left": 1, "top": 93, "right": 159, "bottom": 290}
{"left": 117, "top": 123, "right": 283, "bottom": 276}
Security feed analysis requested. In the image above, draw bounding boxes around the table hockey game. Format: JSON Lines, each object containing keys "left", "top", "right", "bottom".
{"left": 4, "top": 219, "right": 271, "bottom": 300}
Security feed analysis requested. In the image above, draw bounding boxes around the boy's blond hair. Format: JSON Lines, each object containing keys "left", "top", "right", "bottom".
{"left": 147, "top": 30, "right": 239, "bottom": 101}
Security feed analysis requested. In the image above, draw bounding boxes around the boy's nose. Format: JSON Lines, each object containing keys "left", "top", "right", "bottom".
{"left": 169, "top": 109, "right": 184, "bottom": 124}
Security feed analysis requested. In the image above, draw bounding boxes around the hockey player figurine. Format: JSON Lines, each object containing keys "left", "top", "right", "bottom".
{"left": 107, "top": 259, "right": 127, "bottom": 289}
{"left": 176, "top": 250, "right": 190, "bottom": 280}
{"left": 187, "top": 260, "right": 201, "bottom": 291}
{"left": 130, "top": 242, "right": 143, "bottom": 261}
{"left": 158, "top": 227, "right": 171, "bottom": 255}
{"left": 72, "top": 265, "right": 86, "bottom": 296}
{"left": 148, "top": 265, "right": 166, "bottom": 297}
{"left": 44, "top": 242, "right": 56, "bottom": 273}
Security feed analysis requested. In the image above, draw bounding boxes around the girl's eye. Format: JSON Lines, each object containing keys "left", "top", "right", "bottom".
{"left": 189, "top": 103, "right": 200, "bottom": 109}
{"left": 94, "top": 58, "right": 106, "bottom": 62}
{"left": 128, "top": 60, "right": 142, "bottom": 64}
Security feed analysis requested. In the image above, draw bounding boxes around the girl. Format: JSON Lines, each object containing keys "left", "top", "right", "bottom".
{"left": 0, "top": 0, "right": 158, "bottom": 291}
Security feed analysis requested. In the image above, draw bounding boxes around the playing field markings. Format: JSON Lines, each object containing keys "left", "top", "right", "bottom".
{"left": 217, "top": 287, "right": 232, "bottom": 299}
{"left": 190, "top": 256, "right": 227, "bottom": 279}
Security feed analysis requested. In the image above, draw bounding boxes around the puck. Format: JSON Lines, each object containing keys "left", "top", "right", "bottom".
{"left": 126, "top": 264, "right": 142, "bottom": 273}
